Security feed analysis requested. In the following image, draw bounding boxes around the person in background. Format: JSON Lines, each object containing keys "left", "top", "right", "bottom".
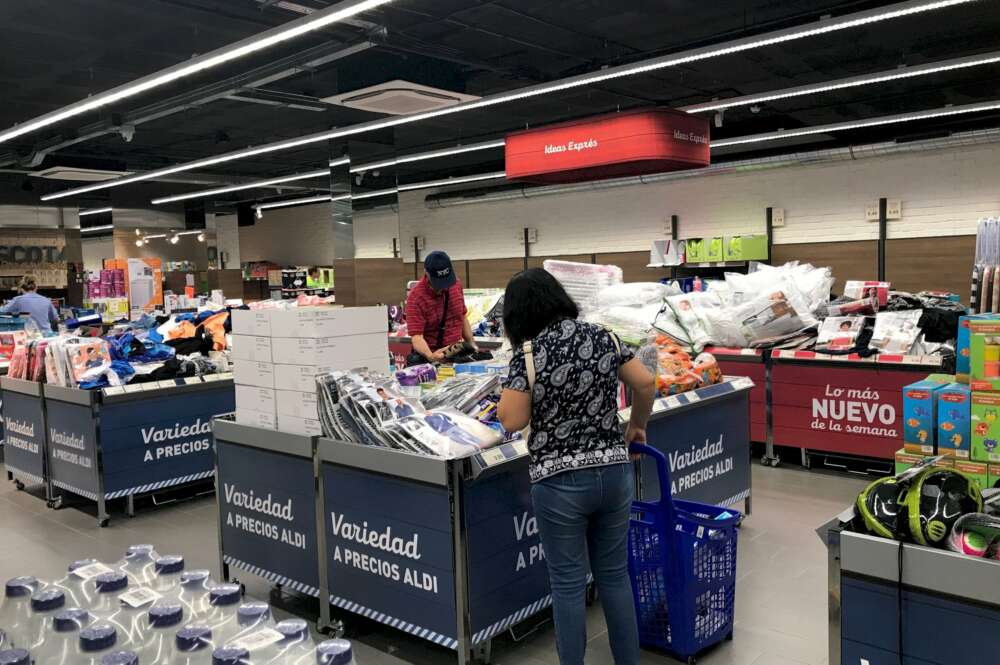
{"left": 307, "top": 267, "right": 321, "bottom": 288}
{"left": 404, "top": 250, "right": 477, "bottom": 364}
{"left": 498, "top": 268, "right": 656, "bottom": 665}
{"left": 1, "top": 276, "right": 59, "bottom": 334}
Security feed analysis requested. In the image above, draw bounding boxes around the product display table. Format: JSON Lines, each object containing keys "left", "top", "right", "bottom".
{"left": 705, "top": 347, "right": 767, "bottom": 443}
{"left": 44, "top": 374, "right": 235, "bottom": 526}
{"left": 1, "top": 376, "right": 52, "bottom": 498}
{"left": 830, "top": 528, "right": 1000, "bottom": 665}
{"left": 388, "top": 335, "right": 504, "bottom": 369}
{"left": 620, "top": 376, "right": 754, "bottom": 515}
{"left": 770, "top": 350, "right": 942, "bottom": 465}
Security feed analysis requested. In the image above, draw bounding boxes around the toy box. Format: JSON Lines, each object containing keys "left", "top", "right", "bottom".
{"left": 894, "top": 449, "right": 923, "bottom": 476}
{"left": 723, "top": 234, "right": 769, "bottom": 261}
{"left": 954, "top": 460, "right": 989, "bottom": 490}
{"left": 971, "top": 391, "right": 1000, "bottom": 463}
{"left": 968, "top": 319, "right": 1000, "bottom": 392}
{"left": 956, "top": 314, "right": 1000, "bottom": 383}
{"left": 936, "top": 383, "right": 972, "bottom": 459}
{"left": 990, "top": 463, "right": 1000, "bottom": 489}
{"left": 903, "top": 379, "right": 949, "bottom": 454}
{"left": 684, "top": 237, "right": 723, "bottom": 264}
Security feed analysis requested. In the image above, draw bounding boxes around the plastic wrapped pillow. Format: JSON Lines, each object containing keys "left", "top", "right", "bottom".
{"left": 651, "top": 306, "right": 692, "bottom": 348}
{"left": 699, "top": 308, "right": 749, "bottom": 348}
{"left": 665, "top": 291, "right": 724, "bottom": 353}
{"left": 595, "top": 282, "right": 677, "bottom": 309}
{"left": 587, "top": 303, "right": 664, "bottom": 347}
{"left": 732, "top": 290, "right": 812, "bottom": 343}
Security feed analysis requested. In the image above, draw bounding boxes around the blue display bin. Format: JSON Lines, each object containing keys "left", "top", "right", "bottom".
{"left": 1, "top": 376, "right": 52, "bottom": 499}
{"left": 44, "top": 376, "right": 234, "bottom": 526}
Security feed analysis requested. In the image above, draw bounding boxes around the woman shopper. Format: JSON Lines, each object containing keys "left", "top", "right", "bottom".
{"left": 498, "top": 268, "right": 656, "bottom": 665}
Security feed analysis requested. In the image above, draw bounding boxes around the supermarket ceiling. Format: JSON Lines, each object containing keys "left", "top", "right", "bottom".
{"left": 2, "top": 0, "right": 1000, "bottom": 206}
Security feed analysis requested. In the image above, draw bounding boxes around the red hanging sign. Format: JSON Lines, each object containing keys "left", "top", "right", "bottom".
{"left": 505, "top": 108, "right": 710, "bottom": 184}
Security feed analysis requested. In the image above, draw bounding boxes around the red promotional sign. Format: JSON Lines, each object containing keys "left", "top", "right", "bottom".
{"left": 771, "top": 363, "right": 929, "bottom": 459}
{"left": 505, "top": 108, "right": 711, "bottom": 183}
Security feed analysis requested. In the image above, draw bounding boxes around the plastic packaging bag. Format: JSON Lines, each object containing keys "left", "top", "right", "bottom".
{"left": 871, "top": 310, "right": 923, "bottom": 354}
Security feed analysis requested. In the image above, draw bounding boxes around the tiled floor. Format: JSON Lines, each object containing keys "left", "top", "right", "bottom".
{"left": 0, "top": 462, "right": 865, "bottom": 665}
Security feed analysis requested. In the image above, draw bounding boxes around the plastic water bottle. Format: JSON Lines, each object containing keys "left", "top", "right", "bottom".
{"left": 91, "top": 573, "right": 129, "bottom": 615}
{"left": 79, "top": 623, "right": 121, "bottom": 664}
{"left": 224, "top": 603, "right": 272, "bottom": 648}
{"left": 101, "top": 650, "right": 139, "bottom": 665}
{"left": 212, "top": 645, "right": 251, "bottom": 665}
{"left": 24, "top": 587, "right": 66, "bottom": 649}
{"left": 172, "top": 571, "right": 214, "bottom": 620}
{"left": 117, "top": 545, "right": 159, "bottom": 586}
{"left": 44, "top": 607, "right": 92, "bottom": 665}
{"left": 142, "top": 603, "right": 185, "bottom": 664}
{"left": 151, "top": 556, "right": 185, "bottom": 593}
{"left": 55, "top": 559, "right": 100, "bottom": 608}
{"left": 0, "top": 648, "right": 31, "bottom": 665}
{"left": 314, "top": 639, "right": 355, "bottom": 665}
{"left": 174, "top": 625, "right": 213, "bottom": 665}
{"left": 201, "top": 585, "right": 242, "bottom": 645}
{"left": 0, "top": 577, "right": 40, "bottom": 649}
{"left": 264, "top": 619, "right": 313, "bottom": 664}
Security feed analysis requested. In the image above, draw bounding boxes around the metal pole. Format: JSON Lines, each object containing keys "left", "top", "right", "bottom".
{"left": 762, "top": 351, "right": 779, "bottom": 468}
{"left": 765, "top": 207, "right": 774, "bottom": 265}
{"left": 392, "top": 237, "right": 399, "bottom": 259}
{"left": 877, "top": 197, "right": 888, "bottom": 281}
{"left": 313, "top": 439, "right": 334, "bottom": 633}
{"left": 523, "top": 227, "right": 530, "bottom": 272}
{"left": 413, "top": 237, "right": 420, "bottom": 280}
{"left": 452, "top": 461, "right": 472, "bottom": 665}
{"left": 670, "top": 215, "right": 679, "bottom": 280}
{"left": 213, "top": 431, "right": 229, "bottom": 583}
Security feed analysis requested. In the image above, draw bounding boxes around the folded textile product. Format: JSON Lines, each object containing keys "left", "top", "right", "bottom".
{"left": 420, "top": 373, "right": 501, "bottom": 412}
{"left": 316, "top": 369, "right": 503, "bottom": 459}
{"left": 544, "top": 259, "right": 623, "bottom": 318}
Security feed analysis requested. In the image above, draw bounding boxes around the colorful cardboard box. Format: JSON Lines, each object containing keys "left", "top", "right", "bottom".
{"left": 723, "top": 234, "right": 769, "bottom": 261}
{"left": 990, "top": 463, "right": 1000, "bottom": 490}
{"left": 968, "top": 319, "right": 1000, "bottom": 392}
{"left": 954, "top": 459, "right": 989, "bottom": 490}
{"left": 684, "top": 237, "right": 723, "bottom": 264}
{"left": 971, "top": 391, "right": 1000, "bottom": 463}
{"left": 956, "top": 314, "right": 1000, "bottom": 383}
{"left": 936, "top": 383, "right": 972, "bottom": 459}
{"left": 903, "top": 379, "right": 949, "bottom": 454}
{"left": 894, "top": 449, "right": 923, "bottom": 476}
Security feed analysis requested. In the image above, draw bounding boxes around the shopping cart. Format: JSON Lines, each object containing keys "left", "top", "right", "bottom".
{"left": 628, "top": 443, "right": 741, "bottom": 664}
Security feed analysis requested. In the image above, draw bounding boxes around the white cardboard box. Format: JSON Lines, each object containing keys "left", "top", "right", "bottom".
{"left": 235, "top": 385, "right": 276, "bottom": 414}
{"left": 235, "top": 408, "right": 277, "bottom": 430}
{"left": 276, "top": 389, "right": 319, "bottom": 419}
{"left": 231, "top": 335, "right": 273, "bottom": 363}
{"left": 232, "top": 360, "right": 275, "bottom": 388}
{"left": 278, "top": 414, "right": 323, "bottom": 436}
{"left": 269, "top": 306, "right": 386, "bottom": 338}
{"left": 231, "top": 309, "right": 273, "bottom": 336}
{"left": 270, "top": 333, "right": 388, "bottom": 366}
{"left": 273, "top": 356, "right": 388, "bottom": 392}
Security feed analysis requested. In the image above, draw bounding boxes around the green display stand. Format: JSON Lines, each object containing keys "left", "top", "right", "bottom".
{"left": 725, "top": 234, "right": 769, "bottom": 261}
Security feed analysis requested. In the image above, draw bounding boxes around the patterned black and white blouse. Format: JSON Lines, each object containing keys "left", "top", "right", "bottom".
{"left": 504, "top": 319, "right": 635, "bottom": 483}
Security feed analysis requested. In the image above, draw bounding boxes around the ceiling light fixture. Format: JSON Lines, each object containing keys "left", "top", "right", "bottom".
{"left": 78, "top": 206, "right": 113, "bottom": 216}
{"left": 81, "top": 224, "right": 114, "bottom": 233}
{"left": 396, "top": 171, "right": 507, "bottom": 192}
{"left": 42, "top": 0, "right": 975, "bottom": 201}
{"left": 145, "top": 234, "right": 167, "bottom": 240}
{"left": 151, "top": 170, "right": 330, "bottom": 205}
{"left": 176, "top": 230, "right": 205, "bottom": 236}
{"left": 254, "top": 194, "right": 347, "bottom": 212}
{"left": 169, "top": 235, "right": 180, "bottom": 244}
{"left": 0, "top": 0, "right": 395, "bottom": 147}
{"left": 197, "top": 232, "right": 206, "bottom": 242}
{"left": 710, "top": 99, "right": 1000, "bottom": 148}
{"left": 135, "top": 239, "right": 144, "bottom": 247}
{"left": 683, "top": 50, "right": 1000, "bottom": 113}
{"left": 350, "top": 140, "right": 507, "bottom": 173}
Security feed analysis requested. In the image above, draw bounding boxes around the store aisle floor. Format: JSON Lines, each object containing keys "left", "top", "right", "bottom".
{"left": 0, "top": 463, "right": 865, "bottom": 665}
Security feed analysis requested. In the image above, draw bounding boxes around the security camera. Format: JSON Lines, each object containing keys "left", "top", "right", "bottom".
{"left": 254, "top": 208, "right": 263, "bottom": 220}
{"left": 119, "top": 124, "right": 136, "bottom": 143}
{"left": 750, "top": 105, "right": 761, "bottom": 114}
{"left": 714, "top": 111, "right": 724, "bottom": 129}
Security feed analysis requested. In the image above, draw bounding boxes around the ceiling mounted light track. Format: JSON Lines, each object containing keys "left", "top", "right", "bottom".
{"left": 41, "top": 0, "right": 980, "bottom": 202}
{"left": 78, "top": 206, "right": 113, "bottom": 216}
{"left": 81, "top": 224, "right": 114, "bottom": 233}
{"left": 0, "top": 0, "right": 395, "bottom": 147}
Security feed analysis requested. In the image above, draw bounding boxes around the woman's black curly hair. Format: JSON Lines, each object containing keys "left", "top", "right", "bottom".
{"left": 502, "top": 268, "right": 579, "bottom": 346}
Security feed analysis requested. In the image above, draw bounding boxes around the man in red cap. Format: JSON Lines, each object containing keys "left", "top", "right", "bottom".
{"left": 405, "top": 250, "right": 478, "bottom": 364}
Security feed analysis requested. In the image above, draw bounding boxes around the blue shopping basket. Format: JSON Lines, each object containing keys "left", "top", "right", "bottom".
{"left": 627, "top": 443, "right": 741, "bottom": 663}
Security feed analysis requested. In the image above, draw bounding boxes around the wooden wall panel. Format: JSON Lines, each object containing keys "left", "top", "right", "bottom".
{"left": 595, "top": 251, "right": 674, "bottom": 283}
{"left": 467, "top": 258, "right": 524, "bottom": 289}
{"left": 353, "top": 258, "right": 412, "bottom": 306}
{"left": 771, "top": 241, "right": 877, "bottom": 295}
{"left": 334, "top": 259, "right": 357, "bottom": 307}
{"left": 886, "top": 236, "right": 974, "bottom": 299}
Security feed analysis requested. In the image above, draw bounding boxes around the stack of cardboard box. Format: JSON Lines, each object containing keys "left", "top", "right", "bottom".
{"left": 230, "top": 306, "right": 388, "bottom": 436}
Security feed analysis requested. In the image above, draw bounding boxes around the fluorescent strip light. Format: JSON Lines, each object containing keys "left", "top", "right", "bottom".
{"left": 254, "top": 194, "right": 347, "bottom": 211}
{"left": 351, "top": 188, "right": 398, "bottom": 201}
{"left": 151, "top": 169, "right": 329, "bottom": 205}
{"left": 81, "top": 224, "right": 114, "bottom": 233}
{"left": 43, "top": 0, "right": 976, "bottom": 201}
{"left": 351, "top": 140, "right": 507, "bottom": 173}
{"left": 397, "top": 172, "right": 507, "bottom": 191}
{"left": 176, "top": 230, "right": 206, "bottom": 236}
{"left": 79, "top": 206, "right": 113, "bottom": 216}
{"left": 144, "top": 234, "right": 168, "bottom": 240}
{"left": 0, "top": 0, "right": 395, "bottom": 146}
{"left": 710, "top": 99, "right": 1000, "bottom": 148}
{"left": 683, "top": 51, "right": 1000, "bottom": 113}
{"left": 329, "top": 157, "right": 351, "bottom": 168}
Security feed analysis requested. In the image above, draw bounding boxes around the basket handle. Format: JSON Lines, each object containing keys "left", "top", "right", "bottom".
{"left": 629, "top": 442, "right": 677, "bottom": 511}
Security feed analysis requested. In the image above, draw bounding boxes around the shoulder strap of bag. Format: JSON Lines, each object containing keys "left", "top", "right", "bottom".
{"left": 523, "top": 341, "right": 536, "bottom": 391}
{"left": 605, "top": 328, "right": 622, "bottom": 359}
{"left": 435, "top": 288, "right": 451, "bottom": 350}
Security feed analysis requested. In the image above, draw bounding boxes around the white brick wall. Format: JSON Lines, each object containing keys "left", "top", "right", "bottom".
{"left": 354, "top": 208, "right": 399, "bottom": 259}
{"left": 239, "top": 202, "right": 337, "bottom": 265}
{"left": 212, "top": 214, "right": 241, "bottom": 268}
{"left": 386, "top": 143, "right": 1000, "bottom": 261}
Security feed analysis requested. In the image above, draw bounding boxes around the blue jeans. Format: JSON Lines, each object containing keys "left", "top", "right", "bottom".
{"left": 531, "top": 463, "right": 640, "bottom": 665}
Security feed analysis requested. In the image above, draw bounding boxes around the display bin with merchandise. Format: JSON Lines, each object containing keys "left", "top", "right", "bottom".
{"left": 1, "top": 376, "right": 53, "bottom": 500}
{"left": 213, "top": 419, "right": 324, "bottom": 614}
{"left": 770, "top": 350, "right": 943, "bottom": 468}
{"left": 43, "top": 376, "right": 235, "bottom": 527}
{"left": 703, "top": 347, "right": 767, "bottom": 443}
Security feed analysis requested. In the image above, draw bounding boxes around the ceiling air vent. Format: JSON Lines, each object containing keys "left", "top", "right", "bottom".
{"left": 323, "top": 80, "right": 479, "bottom": 116}
{"left": 34, "top": 166, "right": 131, "bottom": 181}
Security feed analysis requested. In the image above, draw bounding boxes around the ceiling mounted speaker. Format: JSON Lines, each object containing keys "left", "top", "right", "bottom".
{"left": 322, "top": 80, "right": 479, "bottom": 116}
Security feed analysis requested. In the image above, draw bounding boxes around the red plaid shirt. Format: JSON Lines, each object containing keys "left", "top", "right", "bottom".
{"left": 405, "top": 276, "right": 467, "bottom": 349}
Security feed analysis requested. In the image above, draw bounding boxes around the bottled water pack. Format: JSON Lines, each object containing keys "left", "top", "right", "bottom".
{"left": 0, "top": 545, "right": 357, "bottom": 663}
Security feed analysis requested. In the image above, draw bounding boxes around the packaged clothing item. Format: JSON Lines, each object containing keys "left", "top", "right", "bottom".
{"left": 734, "top": 290, "right": 813, "bottom": 344}
{"left": 381, "top": 410, "right": 503, "bottom": 459}
{"left": 822, "top": 295, "right": 880, "bottom": 318}
{"left": 420, "top": 373, "right": 500, "bottom": 413}
{"left": 650, "top": 305, "right": 692, "bottom": 349}
{"left": 663, "top": 291, "right": 724, "bottom": 352}
{"left": 843, "top": 280, "right": 890, "bottom": 307}
{"left": 871, "top": 310, "right": 923, "bottom": 354}
{"left": 817, "top": 317, "right": 865, "bottom": 351}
